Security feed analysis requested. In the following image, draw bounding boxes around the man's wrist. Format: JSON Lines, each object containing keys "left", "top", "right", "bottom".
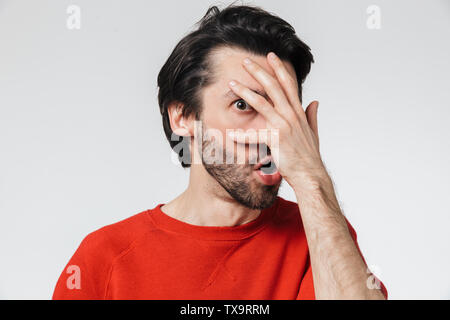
{"left": 286, "top": 159, "right": 329, "bottom": 189}
{"left": 292, "top": 168, "right": 348, "bottom": 235}
{"left": 290, "top": 167, "right": 336, "bottom": 205}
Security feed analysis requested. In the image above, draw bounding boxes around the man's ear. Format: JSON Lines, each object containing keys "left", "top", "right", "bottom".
{"left": 167, "top": 102, "right": 194, "bottom": 137}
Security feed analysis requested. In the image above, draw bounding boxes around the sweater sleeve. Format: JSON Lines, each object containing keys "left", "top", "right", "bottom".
{"left": 52, "top": 230, "right": 113, "bottom": 300}
{"left": 296, "top": 218, "right": 388, "bottom": 300}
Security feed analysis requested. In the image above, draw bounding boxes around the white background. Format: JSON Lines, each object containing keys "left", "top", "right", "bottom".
{"left": 0, "top": 0, "right": 449, "bottom": 299}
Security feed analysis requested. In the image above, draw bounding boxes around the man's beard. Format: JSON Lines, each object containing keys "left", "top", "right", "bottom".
{"left": 198, "top": 122, "right": 280, "bottom": 210}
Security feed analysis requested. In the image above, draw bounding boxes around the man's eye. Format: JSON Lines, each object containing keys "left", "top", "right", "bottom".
{"left": 233, "top": 99, "right": 253, "bottom": 112}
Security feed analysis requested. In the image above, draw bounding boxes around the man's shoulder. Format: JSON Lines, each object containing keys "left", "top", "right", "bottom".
{"left": 53, "top": 207, "right": 161, "bottom": 299}
{"left": 275, "top": 196, "right": 356, "bottom": 234}
{"left": 273, "top": 196, "right": 303, "bottom": 226}
{"left": 276, "top": 196, "right": 300, "bottom": 212}
{"left": 77, "top": 207, "right": 158, "bottom": 261}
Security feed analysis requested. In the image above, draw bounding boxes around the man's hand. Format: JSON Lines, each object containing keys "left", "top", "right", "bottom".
{"left": 227, "top": 52, "right": 386, "bottom": 300}
{"left": 227, "top": 52, "right": 328, "bottom": 191}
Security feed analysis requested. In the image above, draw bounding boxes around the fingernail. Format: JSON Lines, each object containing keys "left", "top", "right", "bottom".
{"left": 243, "top": 58, "right": 252, "bottom": 65}
{"left": 268, "top": 52, "right": 277, "bottom": 60}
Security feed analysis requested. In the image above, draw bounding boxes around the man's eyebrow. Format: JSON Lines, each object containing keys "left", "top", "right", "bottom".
{"left": 223, "top": 88, "right": 269, "bottom": 100}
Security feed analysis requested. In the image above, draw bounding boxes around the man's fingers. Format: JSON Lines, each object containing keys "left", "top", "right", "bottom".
{"left": 241, "top": 57, "right": 299, "bottom": 123}
{"left": 227, "top": 129, "right": 270, "bottom": 145}
{"left": 305, "top": 101, "right": 319, "bottom": 146}
{"left": 228, "top": 80, "right": 288, "bottom": 128}
{"left": 266, "top": 52, "right": 307, "bottom": 122}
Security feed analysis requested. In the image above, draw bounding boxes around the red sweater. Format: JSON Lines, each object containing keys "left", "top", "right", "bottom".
{"left": 52, "top": 196, "right": 387, "bottom": 299}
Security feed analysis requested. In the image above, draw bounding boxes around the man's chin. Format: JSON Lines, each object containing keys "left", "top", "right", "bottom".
{"left": 232, "top": 183, "right": 280, "bottom": 210}
{"left": 201, "top": 160, "right": 280, "bottom": 210}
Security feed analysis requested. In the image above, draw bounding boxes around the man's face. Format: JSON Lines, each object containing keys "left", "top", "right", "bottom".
{"left": 194, "top": 46, "right": 299, "bottom": 210}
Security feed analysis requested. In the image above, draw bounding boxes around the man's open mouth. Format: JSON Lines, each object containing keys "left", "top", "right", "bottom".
{"left": 254, "top": 156, "right": 278, "bottom": 175}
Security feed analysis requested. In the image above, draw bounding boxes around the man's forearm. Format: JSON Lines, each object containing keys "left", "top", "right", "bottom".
{"left": 293, "top": 173, "right": 385, "bottom": 300}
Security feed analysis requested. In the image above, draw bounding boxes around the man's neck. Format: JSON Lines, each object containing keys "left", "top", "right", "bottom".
{"left": 161, "top": 164, "right": 261, "bottom": 227}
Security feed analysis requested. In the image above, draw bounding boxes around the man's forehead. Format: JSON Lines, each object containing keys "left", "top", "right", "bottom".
{"left": 209, "top": 46, "right": 296, "bottom": 92}
{"left": 211, "top": 46, "right": 277, "bottom": 78}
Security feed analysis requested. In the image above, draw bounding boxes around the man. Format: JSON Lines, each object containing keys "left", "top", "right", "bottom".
{"left": 53, "top": 4, "right": 387, "bottom": 300}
